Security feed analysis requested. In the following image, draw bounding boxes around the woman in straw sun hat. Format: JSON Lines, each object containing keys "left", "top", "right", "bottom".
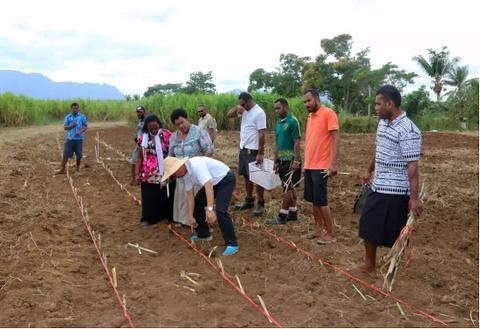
{"left": 162, "top": 156, "right": 240, "bottom": 256}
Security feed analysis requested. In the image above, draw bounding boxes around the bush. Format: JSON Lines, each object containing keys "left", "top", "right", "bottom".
{"left": 338, "top": 115, "right": 378, "bottom": 133}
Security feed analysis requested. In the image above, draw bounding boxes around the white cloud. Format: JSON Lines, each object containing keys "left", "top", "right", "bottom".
{"left": 0, "top": 0, "right": 478, "bottom": 95}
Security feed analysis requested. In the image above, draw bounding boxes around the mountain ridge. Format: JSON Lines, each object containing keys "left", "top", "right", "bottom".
{"left": 0, "top": 70, "right": 124, "bottom": 100}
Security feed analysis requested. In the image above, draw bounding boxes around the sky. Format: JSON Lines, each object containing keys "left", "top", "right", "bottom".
{"left": 0, "top": 0, "right": 478, "bottom": 96}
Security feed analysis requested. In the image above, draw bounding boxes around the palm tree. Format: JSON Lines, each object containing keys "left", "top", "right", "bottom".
{"left": 445, "top": 65, "right": 470, "bottom": 91}
{"left": 413, "top": 46, "right": 459, "bottom": 102}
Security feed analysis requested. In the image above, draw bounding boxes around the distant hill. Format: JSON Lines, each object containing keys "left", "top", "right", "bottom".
{"left": 225, "top": 88, "right": 245, "bottom": 94}
{"left": 0, "top": 70, "right": 124, "bottom": 100}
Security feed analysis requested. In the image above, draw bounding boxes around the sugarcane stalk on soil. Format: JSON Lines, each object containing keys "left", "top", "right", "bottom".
{"left": 382, "top": 182, "right": 426, "bottom": 292}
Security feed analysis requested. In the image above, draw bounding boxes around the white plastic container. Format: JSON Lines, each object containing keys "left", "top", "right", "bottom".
{"left": 248, "top": 159, "right": 282, "bottom": 190}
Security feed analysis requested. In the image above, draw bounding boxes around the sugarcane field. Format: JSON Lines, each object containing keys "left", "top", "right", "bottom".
{"left": 0, "top": 123, "right": 477, "bottom": 327}
{"left": 1, "top": 1, "right": 479, "bottom": 328}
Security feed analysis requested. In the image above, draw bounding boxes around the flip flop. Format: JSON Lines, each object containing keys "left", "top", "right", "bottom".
{"left": 303, "top": 232, "right": 322, "bottom": 239}
{"left": 316, "top": 237, "right": 337, "bottom": 244}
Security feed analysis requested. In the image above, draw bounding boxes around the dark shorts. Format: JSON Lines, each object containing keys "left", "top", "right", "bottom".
{"left": 278, "top": 160, "right": 301, "bottom": 190}
{"left": 238, "top": 148, "right": 258, "bottom": 177}
{"left": 304, "top": 169, "right": 328, "bottom": 207}
{"left": 63, "top": 139, "right": 83, "bottom": 159}
{"left": 359, "top": 192, "right": 409, "bottom": 248}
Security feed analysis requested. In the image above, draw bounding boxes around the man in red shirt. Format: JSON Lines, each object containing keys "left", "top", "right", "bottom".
{"left": 303, "top": 89, "right": 340, "bottom": 244}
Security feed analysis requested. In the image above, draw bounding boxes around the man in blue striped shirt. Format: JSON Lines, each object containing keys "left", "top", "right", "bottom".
{"left": 57, "top": 102, "right": 88, "bottom": 174}
{"left": 354, "top": 85, "right": 423, "bottom": 275}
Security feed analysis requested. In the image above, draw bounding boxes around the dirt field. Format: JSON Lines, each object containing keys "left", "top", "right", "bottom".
{"left": 0, "top": 123, "right": 478, "bottom": 327}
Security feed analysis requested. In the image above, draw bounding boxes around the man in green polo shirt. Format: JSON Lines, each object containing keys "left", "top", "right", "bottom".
{"left": 266, "top": 98, "right": 302, "bottom": 225}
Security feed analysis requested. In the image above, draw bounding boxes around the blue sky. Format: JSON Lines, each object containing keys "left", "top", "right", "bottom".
{"left": 0, "top": 0, "right": 478, "bottom": 96}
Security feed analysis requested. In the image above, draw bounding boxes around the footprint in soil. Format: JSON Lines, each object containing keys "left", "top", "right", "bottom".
{"left": 195, "top": 281, "right": 216, "bottom": 294}
{"left": 264, "top": 240, "right": 276, "bottom": 249}
{"left": 3, "top": 191, "right": 17, "bottom": 198}
{"left": 241, "top": 265, "right": 251, "bottom": 274}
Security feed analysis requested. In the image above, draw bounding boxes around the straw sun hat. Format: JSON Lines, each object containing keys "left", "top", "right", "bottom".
{"left": 161, "top": 156, "right": 188, "bottom": 183}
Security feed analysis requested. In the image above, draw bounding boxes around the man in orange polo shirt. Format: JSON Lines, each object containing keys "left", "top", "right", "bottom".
{"left": 303, "top": 89, "right": 340, "bottom": 244}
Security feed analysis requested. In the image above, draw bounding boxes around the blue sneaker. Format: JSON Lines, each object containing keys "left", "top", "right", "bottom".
{"left": 222, "top": 246, "right": 240, "bottom": 256}
{"left": 190, "top": 235, "right": 213, "bottom": 242}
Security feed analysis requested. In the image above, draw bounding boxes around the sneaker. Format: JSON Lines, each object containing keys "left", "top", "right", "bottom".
{"left": 253, "top": 200, "right": 265, "bottom": 216}
{"left": 287, "top": 211, "right": 298, "bottom": 221}
{"left": 222, "top": 245, "right": 240, "bottom": 256}
{"left": 265, "top": 214, "right": 287, "bottom": 225}
{"left": 140, "top": 220, "right": 151, "bottom": 226}
{"left": 190, "top": 235, "right": 213, "bottom": 242}
{"left": 234, "top": 198, "right": 255, "bottom": 211}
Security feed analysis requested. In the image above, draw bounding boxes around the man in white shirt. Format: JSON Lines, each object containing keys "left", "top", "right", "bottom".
{"left": 227, "top": 92, "right": 267, "bottom": 216}
{"left": 161, "top": 156, "right": 240, "bottom": 256}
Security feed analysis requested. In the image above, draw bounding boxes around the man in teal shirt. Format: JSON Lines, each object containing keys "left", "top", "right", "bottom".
{"left": 57, "top": 102, "right": 88, "bottom": 174}
{"left": 266, "top": 98, "right": 302, "bottom": 225}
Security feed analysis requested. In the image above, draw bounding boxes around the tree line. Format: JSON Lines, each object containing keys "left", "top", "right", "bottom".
{"left": 132, "top": 34, "right": 478, "bottom": 129}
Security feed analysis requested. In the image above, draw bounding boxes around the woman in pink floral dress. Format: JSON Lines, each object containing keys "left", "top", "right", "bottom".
{"left": 135, "top": 114, "right": 175, "bottom": 225}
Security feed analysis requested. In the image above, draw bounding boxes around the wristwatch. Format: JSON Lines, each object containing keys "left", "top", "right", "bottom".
{"left": 205, "top": 206, "right": 214, "bottom": 212}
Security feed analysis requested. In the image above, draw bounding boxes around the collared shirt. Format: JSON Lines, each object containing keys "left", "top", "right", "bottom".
{"left": 372, "top": 112, "right": 422, "bottom": 195}
{"left": 198, "top": 113, "right": 217, "bottom": 132}
{"left": 239, "top": 104, "right": 267, "bottom": 150}
{"left": 275, "top": 113, "right": 301, "bottom": 161}
{"left": 304, "top": 106, "right": 339, "bottom": 169}
{"left": 182, "top": 156, "right": 230, "bottom": 191}
{"left": 64, "top": 112, "right": 88, "bottom": 140}
{"left": 168, "top": 124, "right": 214, "bottom": 158}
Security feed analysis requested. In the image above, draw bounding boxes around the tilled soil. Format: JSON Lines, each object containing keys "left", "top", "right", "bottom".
{"left": 0, "top": 124, "right": 478, "bottom": 327}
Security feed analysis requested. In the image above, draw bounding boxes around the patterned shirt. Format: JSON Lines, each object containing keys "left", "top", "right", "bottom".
{"left": 168, "top": 124, "right": 214, "bottom": 158}
{"left": 64, "top": 112, "right": 88, "bottom": 140}
{"left": 198, "top": 113, "right": 217, "bottom": 132}
{"left": 372, "top": 112, "right": 421, "bottom": 195}
{"left": 137, "top": 129, "right": 172, "bottom": 184}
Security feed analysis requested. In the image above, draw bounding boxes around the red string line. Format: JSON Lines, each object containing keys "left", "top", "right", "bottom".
{"left": 56, "top": 135, "right": 135, "bottom": 328}
{"left": 255, "top": 225, "right": 447, "bottom": 326}
{"left": 96, "top": 136, "right": 282, "bottom": 328}
{"left": 95, "top": 135, "right": 447, "bottom": 327}
{"left": 167, "top": 225, "right": 283, "bottom": 328}
{"left": 393, "top": 224, "right": 414, "bottom": 268}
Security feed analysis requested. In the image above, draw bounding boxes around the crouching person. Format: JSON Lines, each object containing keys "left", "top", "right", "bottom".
{"left": 161, "top": 156, "right": 240, "bottom": 256}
